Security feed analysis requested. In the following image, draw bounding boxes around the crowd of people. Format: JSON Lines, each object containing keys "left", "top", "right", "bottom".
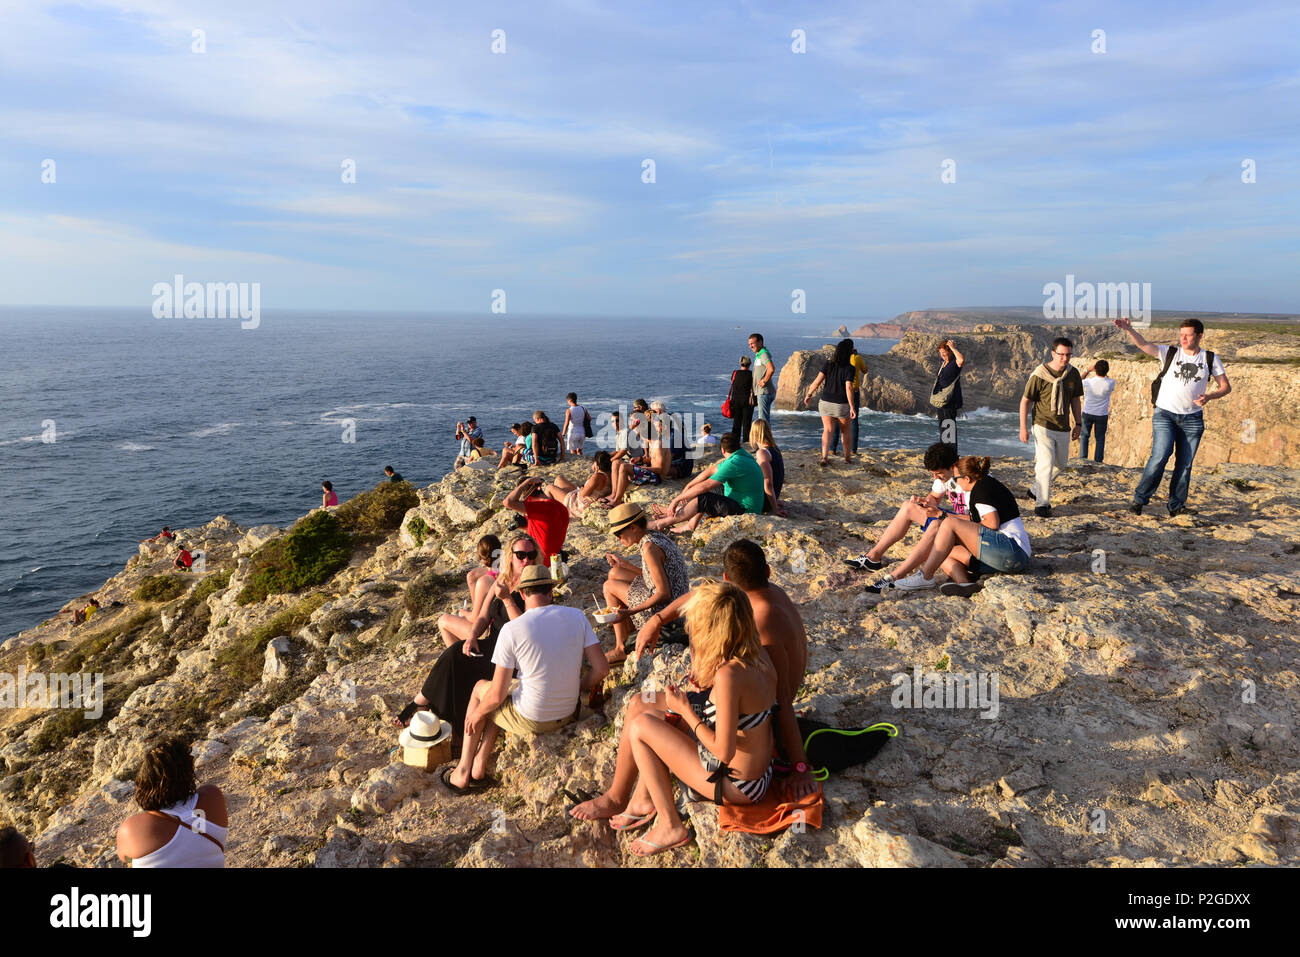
{"left": 15, "top": 319, "right": 1232, "bottom": 869}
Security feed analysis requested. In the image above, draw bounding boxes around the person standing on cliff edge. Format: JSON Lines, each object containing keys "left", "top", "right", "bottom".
{"left": 1019, "top": 337, "right": 1083, "bottom": 518}
{"left": 932, "top": 340, "right": 964, "bottom": 453}
{"left": 749, "top": 333, "right": 776, "bottom": 423}
{"left": 1117, "top": 317, "right": 1231, "bottom": 517}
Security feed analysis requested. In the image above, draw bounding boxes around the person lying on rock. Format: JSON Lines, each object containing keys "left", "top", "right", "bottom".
{"left": 601, "top": 503, "right": 691, "bottom": 664}
{"left": 444, "top": 563, "right": 609, "bottom": 793}
{"left": 539, "top": 451, "right": 612, "bottom": 518}
{"left": 644, "top": 433, "right": 765, "bottom": 533}
{"left": 843, "top": 442, "right": 968, "bottom": 592}
{"left": 573, "top": 539, "right": 817, "bottom": 827}
{"left": 889, "top": 456, "right": 1032, "bottom": 597}
{"left": 581, "top": 581, "right": 778, "bottom": 857}
{"left": 395, "top": 534, "right": 542, "bottom": 750}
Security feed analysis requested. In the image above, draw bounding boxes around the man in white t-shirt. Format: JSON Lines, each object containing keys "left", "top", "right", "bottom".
{"left": 1079, "top": 359, "right": 1116, "bottom": 462}
{"left": 1117, "top": 317, "right": 1231, "bottom": 517}
{"left": 445, "top": 565, "right": 609, "bottom": 793}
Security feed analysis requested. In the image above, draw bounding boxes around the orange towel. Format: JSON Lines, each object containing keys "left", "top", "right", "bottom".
{"left": 718, "top": 785, "right": 823, "bottom": 834}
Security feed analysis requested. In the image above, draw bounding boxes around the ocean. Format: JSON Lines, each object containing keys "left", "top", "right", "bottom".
{"left": 0, "top": 308, "right": 1027, "bottom": 640}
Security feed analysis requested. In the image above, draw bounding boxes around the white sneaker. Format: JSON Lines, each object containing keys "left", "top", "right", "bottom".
{"left": 892, "top": 571, "right": 937, "bottom": 591}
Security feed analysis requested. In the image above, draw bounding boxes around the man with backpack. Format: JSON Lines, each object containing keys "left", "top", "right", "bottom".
{"left": 1117, "top": 317, "right": 1231, "bottom": 517}
{"left": 532, "top": 410, "right": 563, "bottom": 464}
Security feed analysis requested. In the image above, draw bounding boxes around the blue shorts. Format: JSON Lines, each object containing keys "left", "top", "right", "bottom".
{"left": 969, "top": 527, "right": 1030, "bottom": 576}
{"left": 921, "top": 509, "right": 956, "bottom": 532}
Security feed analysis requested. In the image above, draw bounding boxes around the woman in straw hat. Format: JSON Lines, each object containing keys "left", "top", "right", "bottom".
{"left": 622, "top": 581, "right": 777, "bottom": 856}
{"left": 602, "top": 503, "right": 690, "bottom": 664}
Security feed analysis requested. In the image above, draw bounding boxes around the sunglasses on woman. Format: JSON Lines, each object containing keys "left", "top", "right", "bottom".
{"left": 513, "top": 549, "right": 538, "bottom": 559}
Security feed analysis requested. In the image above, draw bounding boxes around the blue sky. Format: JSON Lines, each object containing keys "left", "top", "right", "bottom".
{"left": 2, "top": 0, "right": 1298, "bottom": 318}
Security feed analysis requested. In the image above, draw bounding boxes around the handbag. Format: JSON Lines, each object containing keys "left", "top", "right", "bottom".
{"left": 583, "top": 408, "right": 593, "bottom": 437}
{"left": 721, "top": 370, "right": 737, "bottom": 419}
{"left": 929, "top": 367, "right": 960, "bottom": 409}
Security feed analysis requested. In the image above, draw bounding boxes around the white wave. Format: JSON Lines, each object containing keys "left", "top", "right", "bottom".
{"left": 0, "top": 435, "right": 37, "bottom": 446}
{"left": 118, "top": 441, "right": 156, "bottom": 452}
{"left": 189, "top": 422, "right": 240, "bottom": 438}
{"left": 961, "top": 406, "right": 1017, "bottom": 420}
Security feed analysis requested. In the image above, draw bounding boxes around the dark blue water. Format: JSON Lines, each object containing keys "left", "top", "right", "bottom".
{"left": 0, "top": 308, "right": 1025, "bottom": 639}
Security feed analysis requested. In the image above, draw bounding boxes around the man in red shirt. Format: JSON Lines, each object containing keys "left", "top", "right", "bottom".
{"left": 173, "top": 545, "right": 195, "bottom": 571}
{"left": 503, "top": 476, "right": 569, "bottom": 567}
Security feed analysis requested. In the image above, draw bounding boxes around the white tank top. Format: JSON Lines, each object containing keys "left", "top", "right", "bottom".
{"left": 131, "top": 793, "right": 227, "bottom": 868}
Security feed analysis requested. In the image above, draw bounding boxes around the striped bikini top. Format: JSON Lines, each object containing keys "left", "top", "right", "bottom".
{"left": 691, "top": 692, "right": 776, "bottom": 731}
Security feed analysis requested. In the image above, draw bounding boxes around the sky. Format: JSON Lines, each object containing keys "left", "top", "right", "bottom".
{"left": 1, "top": 0, "right": 1298, "bottom": 319}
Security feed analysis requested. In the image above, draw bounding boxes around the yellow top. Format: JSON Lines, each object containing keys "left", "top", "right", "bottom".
{"left": 849, "top": 353, "right": 869, "bottom": 390}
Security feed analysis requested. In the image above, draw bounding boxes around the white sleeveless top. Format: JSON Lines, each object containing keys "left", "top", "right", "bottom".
{"left": 131, "top": 793, "right": 227, "bottom": 868}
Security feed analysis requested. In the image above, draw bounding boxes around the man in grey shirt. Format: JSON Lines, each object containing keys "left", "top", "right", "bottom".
{"left": 750, "top": 333, "right": 776, "bottom": 423}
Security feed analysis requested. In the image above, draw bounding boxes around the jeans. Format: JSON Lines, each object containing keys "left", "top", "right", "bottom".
{"left": 753, "top": 391, "right": 774, "bottom": 423}
{"left": 829, "top": 409, "right": 860, "bottom": 454}
{"left": 1133, "top": 409, "right": 1205, "bottom": 513}
{"left": 1080, "top": 413, "right": 1108, "bottom": 462}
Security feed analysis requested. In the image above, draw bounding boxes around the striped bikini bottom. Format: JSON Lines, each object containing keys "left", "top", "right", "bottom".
{"left": 696, "top": 744, "right": 773, "bottom": 804}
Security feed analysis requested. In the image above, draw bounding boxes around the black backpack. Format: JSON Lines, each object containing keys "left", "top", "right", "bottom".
{"left": 797, "top": 717, "right": 897, "bottom": 777}
{"left": 1152, "top": 347, "right": 1214, "bottom": 406}
{"left": 536, "top": 422, "right": 560, "bottom": 460}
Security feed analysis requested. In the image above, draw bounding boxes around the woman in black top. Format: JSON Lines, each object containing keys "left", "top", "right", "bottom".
{"left": 727, "top": 356, "right": 755, "bottom": 447}
{"left": 891, "top": 456, "right": 1032, "bottom": 597}
{"left": 931, "top": 339, "right": 965, "bottom": 453}
{"left": 801, "top": 338, "right": 857, "bottom": 465}
{"left": 392, "top": 533, "right": 543, "bottom": 742}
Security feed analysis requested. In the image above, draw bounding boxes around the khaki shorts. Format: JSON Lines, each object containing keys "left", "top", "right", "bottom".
{"left": 479, "top": 681, "right": 575, "bottom": 737}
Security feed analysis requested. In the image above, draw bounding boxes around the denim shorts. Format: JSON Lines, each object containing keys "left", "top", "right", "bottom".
{"left": 969, "top": 527, "right": 1029, "bottom": 575}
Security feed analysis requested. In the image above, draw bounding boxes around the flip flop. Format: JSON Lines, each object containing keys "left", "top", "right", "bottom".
{"left": 440, "top": 766, "right": 476, "bottom": 796}
{"left": 610, "top": 810, "right": 656, "bottom": 832}
{"left": 628, "top": 833, "right": 692, "bottom": 857}
{"left": 561, "top": 787, "right": 596, "bottom": 815}
{"left": 471, "top": 775, "right": 500, "bottom": 790}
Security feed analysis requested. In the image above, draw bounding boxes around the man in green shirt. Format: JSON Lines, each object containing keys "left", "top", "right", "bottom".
{"left": 646, "top": 434, "right": 766, "bottom": 532}
{"left": 1019, "top": 337, "right": 1083, "bottom": 518}
{"left": 750, "top": 333, "right": 776, "bottom": 423}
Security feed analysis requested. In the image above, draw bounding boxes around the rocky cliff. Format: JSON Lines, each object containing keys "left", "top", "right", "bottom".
{"left": 3, "top": 452, "right": 1298, "bottom": 868}
{"left": 775, "top": 326, "right": 1296, "bottom": 468}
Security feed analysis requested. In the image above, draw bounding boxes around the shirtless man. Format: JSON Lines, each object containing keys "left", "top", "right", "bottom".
{"left": 570, "top": 539, "right": 816, "bottom": 827}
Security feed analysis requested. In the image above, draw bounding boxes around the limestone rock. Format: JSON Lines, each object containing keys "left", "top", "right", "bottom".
{"left": 351, "top": 761, "right": 430, "bottom": 814}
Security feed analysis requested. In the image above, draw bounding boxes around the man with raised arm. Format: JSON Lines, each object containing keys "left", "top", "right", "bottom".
{"left": 1116, "top": 317, "right": 1231, "bottom": 517}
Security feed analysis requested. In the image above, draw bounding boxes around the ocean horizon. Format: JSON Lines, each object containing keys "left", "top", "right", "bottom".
{"left": 0, "top": 307, "right": 1027, "bottom": 640}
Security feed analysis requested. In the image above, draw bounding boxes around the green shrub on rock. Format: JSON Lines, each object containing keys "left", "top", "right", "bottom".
{"left": 133, "top": 575, "right": 189, "bottom": 603}
{"left": 406, "top": 515, "right": 429, "bottom": 548}
{"left": 237, "top": 511, "right": 352, "bottom": 605}
{"left": 403, "top": 568, "right": 462, "bottom": 620}
{"left": 335, "top": 481, "right": 419, "bottom": 537}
